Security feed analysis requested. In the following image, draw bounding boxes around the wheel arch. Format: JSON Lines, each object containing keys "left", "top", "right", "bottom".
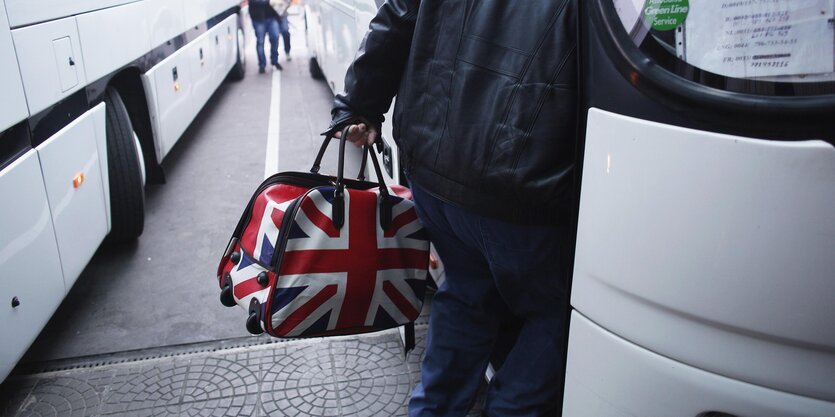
{"left": 107, "top": 68, "right": 166, "bottom": 184}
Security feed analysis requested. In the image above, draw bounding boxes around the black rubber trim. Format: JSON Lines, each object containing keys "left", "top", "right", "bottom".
{"left": 590, "top": 0, "right": 835, "bottom": 119}
{"left": 29, "top": 90, "right": 89, "bottom": 148}
{"left": 0, "top": 121, "right": 31, "bottom": 172}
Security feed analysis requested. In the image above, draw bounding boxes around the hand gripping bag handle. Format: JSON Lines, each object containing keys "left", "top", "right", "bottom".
{"left": 311, "top": 126, "right": 392, "bottom": 230}
{"left": 310, "top": 128, "right": 369, "bottom": 180}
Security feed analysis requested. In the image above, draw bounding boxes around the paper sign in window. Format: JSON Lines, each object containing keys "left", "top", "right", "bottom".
{"left": 676, "top": 0, "right": 835, "bottom": 79}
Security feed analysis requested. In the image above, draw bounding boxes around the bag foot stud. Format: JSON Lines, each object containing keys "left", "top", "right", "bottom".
{"left": 257, "top": 271, "right": 269, "bottom": 286}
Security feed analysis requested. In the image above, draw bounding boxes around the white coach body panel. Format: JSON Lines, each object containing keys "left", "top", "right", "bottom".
{"left": 143, "top": 47, "right": 195, "bottom": 159}
{"left": 318, "top": 0, "right": 356, "bottom": 94}
{"left": 11, "top": 16, "right": 87, "bottom": 115}
{"left": 572, "top": 108, "right": 835, "bottom": 400}
{"left": 563, "top": 312, "right": 835, "bottom": 417}
{"left": 213, "top": 16, "right": 238, "bottom": 87}
{"left": 0, "top": 151, "right": 65, "bottom": 382}
{"left": 36, "top": 107, "right": 109, "bottom": 288}
{"left": 4, "top": 0, "right": 138, "bottom": 28}
{"left": 0, "top": 2, "right": 28, "bottom": 131}
{"left": 147, "top": 0, "right": 187, "bottom": 49}
{"left": 75, "top": 1, "right": 152, "bottom": 83}
{"left": 182, "top": 0, "right": 234, "bottom": 30}
{"left": 188, "top": 30, "right": 218, "bottom": 120}
{"left": 307, "top": 0, "right": 403, "bottom": 185}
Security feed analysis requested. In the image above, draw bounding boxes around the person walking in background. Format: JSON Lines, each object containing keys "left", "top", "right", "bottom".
{"left": 249, "top": 0, "right": 282, "bottom": 73}
{"left": 277, "top": 8, "right": 292, "bottom": 61}
{"left": 328, "top": 1, "right": 578, "bottom": 416}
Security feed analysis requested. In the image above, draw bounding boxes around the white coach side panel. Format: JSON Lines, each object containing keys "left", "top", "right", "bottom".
{"left": 4, "top": 0, "right": 138, "bottom": 28}
{"left": 147, "top": 0, "right": 187, "bottom": 49}
{"left": 212, "top": 16, "right": 238, "bottom": 87}
{"left": 0, "top": 1, "right": 27, "bottom": 131}
{"left": 572, "top": 108, "right": 835, "bottom": 401}
{"left": 0, "top": 151, "right": 65, "bottom": 382}
{"left": 11, "top": 16, "right": 87, "bottom": 116}
{"left": 143, "top": 47, "right": 195, "bottom": 159}
{"left": 183, "top": 0, "right": 237, "bottom": 29}
{"left": 36, "top": 106, "right": 109, "bottom": 289}
{"left": 75, "top": 1, "right": 152, "bottom": 83}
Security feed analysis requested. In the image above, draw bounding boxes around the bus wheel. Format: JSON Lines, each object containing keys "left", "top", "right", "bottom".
{"left": 228, "top": 26, "right": 246, "bottom": 81}
{"left": 309, "top": 56, "right": 325, "bottom": 80}
{"left": 104, "top": 87, "right": 145, "bottom": 243}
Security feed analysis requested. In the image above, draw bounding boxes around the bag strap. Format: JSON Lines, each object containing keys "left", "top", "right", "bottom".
{"left": 316, "top": 126, "right": 392, "bottom": 229}
{"left": 310, "top": 131, "right": 368, "bottom": 180}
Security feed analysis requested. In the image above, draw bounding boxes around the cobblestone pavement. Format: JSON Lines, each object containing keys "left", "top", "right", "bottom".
{"left": 0, "top": 294, "right": 485, "bottom": 417}
{"left": 0, "top": 331, "right": 486, "bottom": 416}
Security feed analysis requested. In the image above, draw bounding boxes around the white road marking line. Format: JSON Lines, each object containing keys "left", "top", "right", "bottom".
{"left": 265, "top": 69, "right": 282, "bottom": 179}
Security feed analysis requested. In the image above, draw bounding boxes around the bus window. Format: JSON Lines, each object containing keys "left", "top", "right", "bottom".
{"left": 613, "top": 0, "right": 835, "bottom": 95}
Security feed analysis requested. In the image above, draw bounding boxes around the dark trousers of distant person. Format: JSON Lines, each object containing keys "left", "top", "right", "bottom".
{"left": 252, "top": 17, "right": 279, "bottom": 70}
{"left": 278, "top": 15, "right": 291, "bottom": 57}
{"left": 408, "top": 183, "right": 570, "bottom": 417}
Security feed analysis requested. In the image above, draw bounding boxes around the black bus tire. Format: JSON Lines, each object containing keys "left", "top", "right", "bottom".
{"left": 104, "top": 87, "right": 145, "bottom": 243}
{"left": 309, "top": 56, "right": 325, "bottom": 80}
{"left": 228, "top": 26, "right": 246, "bottom": 81}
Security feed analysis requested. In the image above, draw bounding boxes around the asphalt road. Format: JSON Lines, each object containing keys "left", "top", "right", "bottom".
{"left": 20, "top": 13, "right": 362, "bottom": 363}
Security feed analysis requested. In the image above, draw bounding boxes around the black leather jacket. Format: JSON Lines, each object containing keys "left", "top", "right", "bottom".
{"left": 332, "top": 0, "right": 578, "bottom": 224}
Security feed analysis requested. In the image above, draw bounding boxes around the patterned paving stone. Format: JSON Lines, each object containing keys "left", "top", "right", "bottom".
{"left": 179, "top": 394, "right": 258, "bottom": 417}
{"left": 407, "top": 325, "right": 428, "bottom": 388}
{"left": 337, "top": 374, "right": 412, "bottom": 417}
{"left": 100, "top": 404, "right": 180, "bottom": 417}
{"left": 331, "top": 331, "right": 409, "bottom": 381}
{"left": 183, "top": 356, "right": 258, "bottom": 402}
{"left": 260, "top": 342, "right": 334, "bottom": 392}
{"left": 12, "top": 376, "right": 99, "bottom": 417}
{"left": 98, "top": 361, "right": 188, "bottom": 414}
{"left": 261, "top": 383, "right": 341, "bottom": 417}
{"left": 0, "top": 379, "right": 37, "bottom": 416}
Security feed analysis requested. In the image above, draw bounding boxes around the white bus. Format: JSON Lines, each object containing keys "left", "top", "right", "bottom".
{"left": 0, "top": 0, "right": 247, "bottom": 381}
{"left": 565, "top": 1, "right": 835, "bottom": 415}
{"left": 305, "top": 0, "right": 402, "bottom": 186}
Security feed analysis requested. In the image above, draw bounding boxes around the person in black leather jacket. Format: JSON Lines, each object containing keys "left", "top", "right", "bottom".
{"left": 331, "top": 1, "right": 578, "bottom": 416}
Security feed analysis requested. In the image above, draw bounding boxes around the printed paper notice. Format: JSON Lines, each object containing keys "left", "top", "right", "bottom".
{"left": 680, "top": 0, "right": 835, "bottom": 78}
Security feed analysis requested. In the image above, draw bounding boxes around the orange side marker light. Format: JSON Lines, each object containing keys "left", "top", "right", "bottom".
{"left": 73, "top": 172, "right": 85, "bottom": 189}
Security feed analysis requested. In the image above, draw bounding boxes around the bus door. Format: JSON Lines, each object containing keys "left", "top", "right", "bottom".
{"left": 565, "top": 1, "right": 835, "bottom": 416}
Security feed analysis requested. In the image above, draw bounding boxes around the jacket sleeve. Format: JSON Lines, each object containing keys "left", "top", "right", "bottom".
{"left": 330, "top": 0, "right": 420, "bottom": 133}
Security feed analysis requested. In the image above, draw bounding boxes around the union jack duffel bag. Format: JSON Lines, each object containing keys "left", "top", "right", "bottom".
{"left": 216, "top": 128, "right": 430, "bottom": 349}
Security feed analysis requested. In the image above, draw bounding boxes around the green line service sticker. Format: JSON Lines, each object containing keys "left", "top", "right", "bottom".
{"left": 643, "top": 0, "right": 689, "bottom": 31}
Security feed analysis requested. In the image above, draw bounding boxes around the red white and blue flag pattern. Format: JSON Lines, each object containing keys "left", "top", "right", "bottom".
{"left": 222, "top": 183, "right": 429, "bottom": 337}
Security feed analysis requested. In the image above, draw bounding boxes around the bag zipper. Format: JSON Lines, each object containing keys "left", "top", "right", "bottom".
{"left": 262, "top": 187, "right": 320, "bottom": 336}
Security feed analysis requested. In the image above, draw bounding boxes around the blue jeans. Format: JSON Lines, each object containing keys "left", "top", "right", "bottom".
{"left": 252, "top": 17, "right": 279, "bottom": 68}
{"left": 278, "top": 15, "right": 291, "bottom": 53}
{"left": 407, "top": 183, "right": 570, "bottom": 417}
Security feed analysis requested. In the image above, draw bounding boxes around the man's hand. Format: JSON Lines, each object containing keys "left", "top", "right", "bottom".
{"left": 334, "top": 123, "right": 377, "bottom": 147}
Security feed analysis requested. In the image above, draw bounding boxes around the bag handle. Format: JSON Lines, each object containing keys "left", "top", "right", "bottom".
{"left": 310, "top": 130, "right": 368, "bottom": 180}
{"left": 314, "top": 126, "right": 392, "bottom": 230}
